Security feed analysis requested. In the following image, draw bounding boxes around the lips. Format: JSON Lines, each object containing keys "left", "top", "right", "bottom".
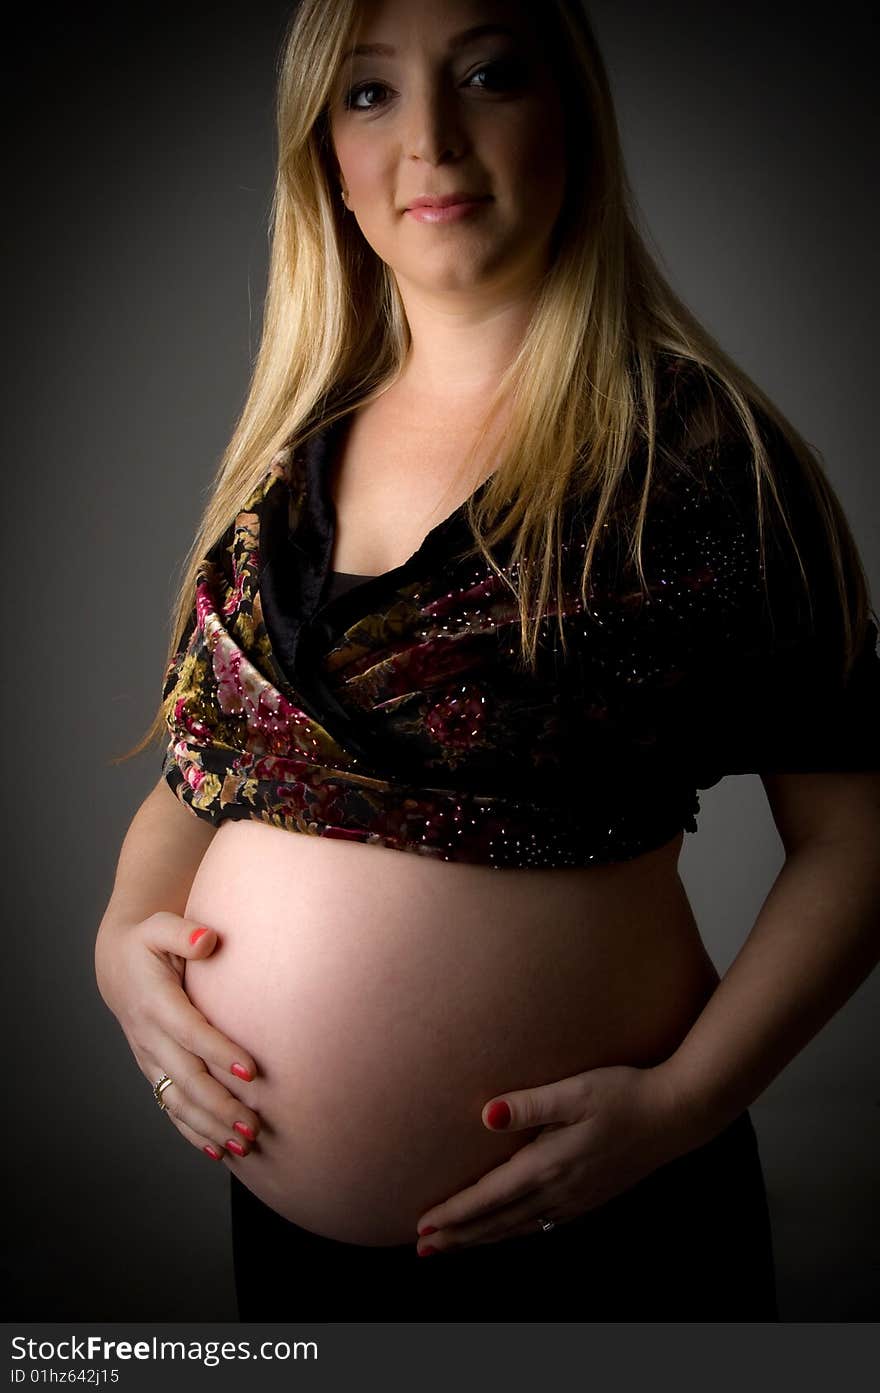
{"left": 405, "top": 193, "right": 491, "bottom": 210}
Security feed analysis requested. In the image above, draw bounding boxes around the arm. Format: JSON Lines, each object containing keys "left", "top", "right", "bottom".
{"left": 654, "top": 769, "right": 880, "bottom": 1149}
{"left": 408, "top": 772, "right": 880, "bottom": 1250}
{"left": 93, "top": 776, "right": 261, "bottom": 1160}
{"left": 96, "top": 776, "right": 217, "bottom": 942}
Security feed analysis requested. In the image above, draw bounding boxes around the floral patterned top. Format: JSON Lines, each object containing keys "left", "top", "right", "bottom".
{"left": 161, "top": 360, "right": 880, "bottom": 868}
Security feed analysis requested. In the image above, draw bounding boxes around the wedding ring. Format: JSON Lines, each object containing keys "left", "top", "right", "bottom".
{"left": 153, "top": 1074, "right": 174, "bottom": 1110}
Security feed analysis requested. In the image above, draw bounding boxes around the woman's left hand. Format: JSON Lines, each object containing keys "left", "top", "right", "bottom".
{"left": 414, "top": 1063, "right": 694, "bottom": 1253}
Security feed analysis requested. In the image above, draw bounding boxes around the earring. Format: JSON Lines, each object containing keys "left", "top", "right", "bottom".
{"left": 340, "top": 186, "right": 349, "bottom": 209}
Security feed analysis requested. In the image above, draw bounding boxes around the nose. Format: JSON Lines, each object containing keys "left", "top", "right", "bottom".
{"left": 402, "top": 75, "right": 467, "bottom": 164}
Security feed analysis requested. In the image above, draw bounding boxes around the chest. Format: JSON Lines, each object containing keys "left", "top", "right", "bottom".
{"left": 326, "top": 402, "right": 501, "bottom": 575}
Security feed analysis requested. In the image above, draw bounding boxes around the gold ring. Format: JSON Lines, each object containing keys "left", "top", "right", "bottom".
{"left": 153, "top": 1074, "right": 174, "bottom": 1110}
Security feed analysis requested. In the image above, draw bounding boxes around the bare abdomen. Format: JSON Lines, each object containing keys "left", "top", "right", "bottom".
{"left": 183, "top": 820, "right": 718, "bottom": 1245}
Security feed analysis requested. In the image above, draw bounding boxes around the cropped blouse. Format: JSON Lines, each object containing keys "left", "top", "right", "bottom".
{"left": 160, "top": 367, "right": 880, "bottom": 868}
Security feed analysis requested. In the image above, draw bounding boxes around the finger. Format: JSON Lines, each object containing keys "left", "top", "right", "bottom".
{"left": 156, "top": 997, "right": 259, "bottom": 1094}
{"left": 165, "top": 1105, "right": 232, "bottom": 1164}
{"left": 142, "top": 969, "right": 259, "bottom": 1089}
{"left": 483, "top": 1072, "right": 592, "bottom": 1132}
{"left": 143, "top": 913, "right": 259, "bottom": 1085}
{"left": 143, "top": 1044, "right": 261, "bottom": 1157}
{"left": 135, "top": 981, "right": 261, "bottom": 1141}
{"left": 143, "top": 910, "right": 222, "bottom": 974}
{"left": 418, "top": 1187, "right": 563, "bottom": 1253}
{"left": 417, "top": 1141, "right": 555, "bottom": 1235}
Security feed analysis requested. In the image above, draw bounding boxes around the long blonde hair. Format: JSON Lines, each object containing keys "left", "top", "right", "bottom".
{"left": 114, "top": 0, "right": 873, "bottom": 765}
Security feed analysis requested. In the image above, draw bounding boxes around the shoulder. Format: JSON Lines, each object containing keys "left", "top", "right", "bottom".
{"left": 646, "top": 357, "right": 815, "bottom": 539}
{"left": 632, "top": 360, "right": 840, "bottom": 616}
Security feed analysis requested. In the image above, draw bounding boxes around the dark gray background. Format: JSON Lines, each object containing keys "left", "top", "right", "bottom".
{"left": 5, "top": 1, "right": 878, "bottom": 1320}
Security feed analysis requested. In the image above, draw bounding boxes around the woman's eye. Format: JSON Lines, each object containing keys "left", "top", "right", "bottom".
{"left": 344, "top": 81, "right": 390, "bottom": 112}
{"left": 467, "top": 59, "right": 527, "bottom": 91}
{"left": 344, "top": 60, "right": 526, "bottom": 112}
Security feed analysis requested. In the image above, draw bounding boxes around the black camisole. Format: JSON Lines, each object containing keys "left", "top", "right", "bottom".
{"left": 320, "top": 568, "right": 379, "bottom": 607}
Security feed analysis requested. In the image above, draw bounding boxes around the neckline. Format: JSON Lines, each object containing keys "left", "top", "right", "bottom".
{"left": 255, "top": 414, "right": 498, "bottom": 696}
{"left": 254, "top": 416, "right": 498, "bottom": 771}
{"left": 310, "top": 411, "right": 498, "bottom": 619}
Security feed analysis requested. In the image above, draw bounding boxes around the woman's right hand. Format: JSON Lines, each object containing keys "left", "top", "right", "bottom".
{"left": 95, "top": 911, "right": 262, "bottom": 1162}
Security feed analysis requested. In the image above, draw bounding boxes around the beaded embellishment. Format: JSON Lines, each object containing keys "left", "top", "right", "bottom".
{"left": 161, "top": 366, "right": 880, "bottom": 867}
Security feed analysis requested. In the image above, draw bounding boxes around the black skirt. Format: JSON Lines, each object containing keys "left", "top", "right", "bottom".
{"left": 229, "top": 1107, "right": 779, "bottom": 1321}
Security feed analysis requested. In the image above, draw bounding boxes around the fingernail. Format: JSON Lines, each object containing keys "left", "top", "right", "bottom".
{"left": 231, "top": 1063, "right": 253, "bottom": 1081}
{"left": 233, "top": 1121, "right": 256, "bottom": 1141}
{"left": 418, "top": 1225, "right": 438, "bottom": 1236}
{"left": 189, "top": 926, "right": 209, "bottom": 944}
{"left": 225, "top": 1139, "right": 247, "bottom": 1157}
{"left": 203, "top": 1145, "right": 222, "bottom": 1161}
{"left": 486, "top": 1099, "right": 511, "bottom": 1129}
{"left": 417, "top": 1245, "right": 438, "bottom": 1258}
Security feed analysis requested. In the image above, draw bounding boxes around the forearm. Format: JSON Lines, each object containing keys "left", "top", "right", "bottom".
{"left": 655, "top": 836, "right": 880, "bottom": 1150}
{"left": 97, "top": 776, "right": 218, "bottom": 938}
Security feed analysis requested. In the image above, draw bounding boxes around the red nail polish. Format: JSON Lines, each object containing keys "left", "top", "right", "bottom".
{"left": 417, "top": 1245, "right": 438, "bottom": 1258}
{"left": 486, "top": 1099, "right": 511, "bottom": 1129}
{"left": 231, "top": 1063, "right": 253, "bottom": 1081}
{"left": 234, "top": 1121, "right": 256, "bottom": 1141}
{"left": 418, "top": 1225, "right": 438, "bottom": 1236}
{"left": 190, "top": 926, "right": 209, "bottom": 945}
{"left": 226, "top": 1139, "right": 247, "bottom": 1157}
{"left": 203, "top": 1145, "right": 222, "bottom": 1160}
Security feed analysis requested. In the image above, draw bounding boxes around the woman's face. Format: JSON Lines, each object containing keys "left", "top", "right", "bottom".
{"left": 327, "top": 0, "right": 568, "bottom": 301}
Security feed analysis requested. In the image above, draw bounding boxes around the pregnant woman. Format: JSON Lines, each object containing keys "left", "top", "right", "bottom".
{"left": 95, "top": 0, "right": 880, "bottom": 1321}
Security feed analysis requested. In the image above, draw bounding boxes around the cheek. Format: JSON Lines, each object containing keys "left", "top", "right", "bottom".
{"left": 346, "top": 153, "right": 387, "bottom": 200}
{"left": 334, "top": 143, "right": 400, "bottom": 259}
{"left": 518, "top": 103, "right": 566, "bottom": 190}
{"left": 333, "top": 123, "right": 398, "bottom": 209}
{"left": 331, "top": 124, "right": 380, "bottom": 197}
{"left": 506, "top": 121, "right": 567, "bottom": 236}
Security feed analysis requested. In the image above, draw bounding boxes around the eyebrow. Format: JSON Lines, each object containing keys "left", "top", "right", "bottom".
{"left": 343, "top": 23, "right": 519, "bottom": 61}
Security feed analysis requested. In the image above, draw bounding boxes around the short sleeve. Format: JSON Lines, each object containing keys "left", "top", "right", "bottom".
{"left": 600, "top": 412, "right": 880, "bottom": 792}
{"left": 158, "top": 595, "right": 208, "bottom": 813}
{"left": 158, "top": 512, "right": 239, "bottom": 816}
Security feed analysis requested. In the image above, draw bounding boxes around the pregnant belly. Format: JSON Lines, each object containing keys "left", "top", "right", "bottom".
{"left": 183, "top": 819, "right": 718, "bottom": 1246}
